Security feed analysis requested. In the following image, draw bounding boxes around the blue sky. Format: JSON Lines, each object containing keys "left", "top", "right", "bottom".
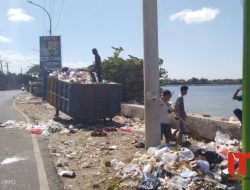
{"left": 0, "top": 0, "right": 243, "bottom": 79}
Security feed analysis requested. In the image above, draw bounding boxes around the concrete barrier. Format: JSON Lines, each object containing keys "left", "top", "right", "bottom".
{"left": 121, "top": 103, "right": 242, "bottom": 140}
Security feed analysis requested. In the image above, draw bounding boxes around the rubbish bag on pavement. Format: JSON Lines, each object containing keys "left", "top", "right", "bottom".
{"left": 137, "top": 173, "right": 161, "bottom": 190}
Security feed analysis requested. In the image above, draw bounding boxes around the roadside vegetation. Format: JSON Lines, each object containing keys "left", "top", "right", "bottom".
{"left": 0, "top": 71, "right": 37, "bottom": 90}
{"left": 102, "top": 47, "right": 168, "bottom": 102}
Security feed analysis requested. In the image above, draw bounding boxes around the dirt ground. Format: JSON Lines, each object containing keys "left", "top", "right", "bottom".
{"left": 16, "top": 93, "right": 146, "bottom": 190}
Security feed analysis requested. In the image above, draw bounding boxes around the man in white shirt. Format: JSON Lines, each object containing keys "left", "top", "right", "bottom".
{"left": 160, "top": 90, "right": 173, "bottom": 143}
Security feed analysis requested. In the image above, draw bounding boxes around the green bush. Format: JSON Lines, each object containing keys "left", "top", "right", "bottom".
{"left": 102, "top": 47, "right": 167, "bottom": 102}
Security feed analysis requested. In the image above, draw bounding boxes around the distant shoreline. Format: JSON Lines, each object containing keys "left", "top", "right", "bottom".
{"left": 162, "top": 83, "right": 241, "bottom": 87}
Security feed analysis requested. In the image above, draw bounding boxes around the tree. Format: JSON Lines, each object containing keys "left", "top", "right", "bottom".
{"left": 0, "top": 71, "right": 6, "bottom": 90}
{"left": 26, "top": 64, "right": 40, "bottom": 78}
{"left": 102, "top": 47, "right": 168, "bottom": 102}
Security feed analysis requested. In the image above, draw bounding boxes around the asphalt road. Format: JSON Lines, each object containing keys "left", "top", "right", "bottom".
{"left": 0, "top": 90, "right": 25, "bottom": 123}
{"left": 0, "top": 90, "right": 63, "bottom": 190}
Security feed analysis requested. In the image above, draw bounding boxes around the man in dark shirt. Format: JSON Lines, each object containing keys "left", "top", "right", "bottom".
{"left": 175, "top": 85, "right": 188, "bottom": 144}
{"left": 232, "top": 85, "right": 242, "bottom": 123}
{"left": 89, "top": 48, "right": 102, "bottom": 82}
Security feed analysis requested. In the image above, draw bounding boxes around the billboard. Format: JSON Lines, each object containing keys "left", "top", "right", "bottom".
{"left": 40, "top": 36, "right": 61, "bottom": 71}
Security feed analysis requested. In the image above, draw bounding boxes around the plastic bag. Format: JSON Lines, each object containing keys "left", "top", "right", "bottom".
{"left": 168, "top": 176, "right": 190, "bottom": 190}
{"left": 147, "top": 147, "right": 159, "bottom": 155}
{"left": 162, "top": 152, "right": 178, "bottom": 166}
{"left": 179, "top": 148, "right": 194, "bottom": 161}
{"left": 136, "top": 173, "right": 161, "bottom": 190}
{"left": 215, "top": 131, "right": 230, "bottom": 146}
{"left": 196, "top": 160, "right": 210, "bottom": 174}
{"left": 154, "top": 147, "right": 170, "bottom": 159}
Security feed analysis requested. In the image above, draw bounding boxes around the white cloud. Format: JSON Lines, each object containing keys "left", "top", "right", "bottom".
{"left": 7, "top": 8, "right": 34, "bottom": 22}
{"left": 64, "top": 60, "right": 91, "bottom": 69}
{"left": 0, "top": 50, "right": 91, "bottom": 73}
{"left": 0, "top": 36, "right": 11, "bottom": 43}
{"left": 0, "top": 50, "right": 38, "bottom": 73}
{"left": 169, "top": 7, "right": 220, "bottom": 24}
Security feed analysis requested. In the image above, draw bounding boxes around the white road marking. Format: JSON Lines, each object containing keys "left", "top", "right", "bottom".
{"left": 13, "top": 96, "right": 30, "bottom": 123}
{"left": 13, "top": 94, "right": 50, "bottom": 190}
{"left": 1, "top": 157, "right": 26, "bottom": 165}
{"left": 32, "top": 134, "right": 50, "bottom": 190}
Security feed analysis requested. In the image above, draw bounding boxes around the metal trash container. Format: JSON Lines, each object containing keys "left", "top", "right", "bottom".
{"left": 46, "top": 76, "right": 121, "bottom": 120}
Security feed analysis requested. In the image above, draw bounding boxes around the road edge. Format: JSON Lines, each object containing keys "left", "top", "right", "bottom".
{"left": 13, "top": 94, "right": 50, "bottom": 190}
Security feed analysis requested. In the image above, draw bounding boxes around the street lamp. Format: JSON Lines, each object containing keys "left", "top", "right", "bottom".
{"left": 27, "top": 0, "right": 52, "bottom": 36}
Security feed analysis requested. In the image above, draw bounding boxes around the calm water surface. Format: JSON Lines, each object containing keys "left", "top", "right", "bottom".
{"left": 162, "top": 85, "right": 242, "bottom": 118}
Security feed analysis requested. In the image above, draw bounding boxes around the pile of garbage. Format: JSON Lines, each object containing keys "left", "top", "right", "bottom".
{"left": 113, "top": 132, "right": 241, "bottom": 190}
{"left": 49, "top": 67, "right": 97, "bottom": 84}
{"left": 0, "top": 120, "right": 76, "bottom": 136}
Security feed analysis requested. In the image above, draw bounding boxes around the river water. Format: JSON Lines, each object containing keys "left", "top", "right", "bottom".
{"left": 162, "top": 85, "right": 242, "bottom": 118}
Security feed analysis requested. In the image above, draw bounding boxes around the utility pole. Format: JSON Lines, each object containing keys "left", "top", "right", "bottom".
{"left": 0, "top": 56, "right": 2, "bottom": 72}
{"left": 5, "top": 61, "right": 10, "bottom": 73}
{"left": 21, "top": 67, "right": 23, "bottom": 74}
{"left": 242, "top": 0, "right": 250, "bottom": 189}
{"left": 143, "top": 0, "right": 160, "bottom": 148}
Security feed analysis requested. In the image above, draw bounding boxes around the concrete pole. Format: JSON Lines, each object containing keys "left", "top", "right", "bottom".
{"left": 5, "top": 62, "right": 10, "bottom": 73}
{"left": 0, "top": 57, "right": 2, "bottom": 72}
{"left": 143, "top": 0, "right": 160, "bottom": 148}
{"left": 242, "top": 0, "right": 250, "bottom": 189}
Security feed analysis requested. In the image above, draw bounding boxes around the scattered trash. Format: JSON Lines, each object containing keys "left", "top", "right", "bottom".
{"left": 30, "top": 128, "right": 43, "bottom": 134}
{"left": 195, "top": 149, "right": 224, "bottom": 165}
{"left": 215, "top": 131, "right": 230, "bottom": 146}
{"left": 0, "top": 120, "right": 66, "bottom": 136}
{"left": 90, "top": 130, "right": 107, "bottom": 137}
{"left": 196, "top": 160, "right": 210, "bottom": 174}
{"left": 137, "top": 173, "right": 161, "bottom": 190}
{"left": 58, "top": 170, "right": 76, "bottom": 178}
{"left": 179, "top": 147, "right": 194, "bottom": 161}
{"left": 105, "top": 161, "right": 111, "bottom": 167}
{"left": 49, "top": 69, "right": 97, "bottom": 84}
{"left": 121, "top": 126, "right": 133, "bottom": 132}
{"left": 115, "top": 130, "right": 242, "bottom": 190}
{"left": 7, "top": 96, "right": 242, "bottom": 190}
{"left": 109, "top": 145, "right": 118, "bottom": 150}
{"left": 38, "top": 138, "right": 49, "bottom": 142}
{"left": 135, "top": 142, "right": 145, "bottom": 148}
{"left": 168, "top": 176, "right": 189, "bottom": 190}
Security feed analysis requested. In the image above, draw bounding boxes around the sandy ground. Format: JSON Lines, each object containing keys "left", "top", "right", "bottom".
{"left": 16, "top": 94, "right": 146, "bottom": 190}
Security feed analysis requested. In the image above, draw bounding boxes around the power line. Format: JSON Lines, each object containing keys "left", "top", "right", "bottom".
{"left": 55, "top": 0, "right": 64, "bottom": 33}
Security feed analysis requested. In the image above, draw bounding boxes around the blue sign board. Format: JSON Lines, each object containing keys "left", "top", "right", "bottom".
{"left": 40, "top": 36, "right": 62, "bottom": 71}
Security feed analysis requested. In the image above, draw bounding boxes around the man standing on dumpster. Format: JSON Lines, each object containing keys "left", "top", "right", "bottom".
{"left": 89, "top": 48, "right": 102, "bottom": 82}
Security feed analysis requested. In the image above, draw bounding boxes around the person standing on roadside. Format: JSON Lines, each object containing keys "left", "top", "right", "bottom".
{"left": 232, "top": 85, "right": 242, "bottom": 124}
{"left": 175, "top": 85, "right": 188, "bottom": 144}
{"left": 160, "top": 90, "right": 173, "bottom": 143}
{"left": 89, "top": 48, "right": 102, "bottom": 82}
